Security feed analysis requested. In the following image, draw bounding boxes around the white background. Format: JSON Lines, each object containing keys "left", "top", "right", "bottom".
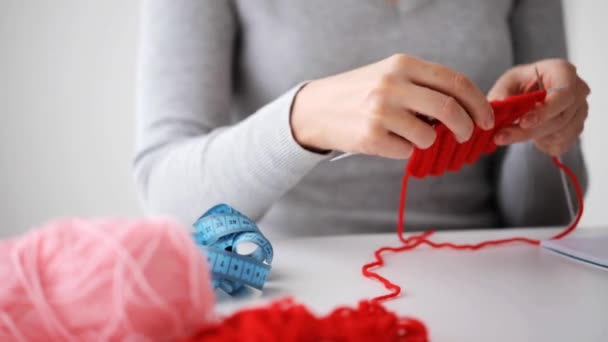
{"left": 0, "top": 1, "right": 606, "bottom": 237}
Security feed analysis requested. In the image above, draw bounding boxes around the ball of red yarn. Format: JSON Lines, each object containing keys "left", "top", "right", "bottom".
{"left": 0, "top": 218, "right": 215, "bottom": 341}
{"left": 183, "top": 298, "right": 428, "bottom": 342}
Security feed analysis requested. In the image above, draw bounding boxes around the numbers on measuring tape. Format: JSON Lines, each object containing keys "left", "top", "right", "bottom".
{"left": 192, "top": 204, "right": 273, "bottom": 294}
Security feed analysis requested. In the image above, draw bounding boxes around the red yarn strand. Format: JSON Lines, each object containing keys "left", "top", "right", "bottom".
{"left": 362, "top": 91, "right": 585, "bottom": 304}
{"left": 363, "top": 153, "right": 585, "bottom": 304}
{"left": 549, "top": 156, "right": 584, "bottom": 240}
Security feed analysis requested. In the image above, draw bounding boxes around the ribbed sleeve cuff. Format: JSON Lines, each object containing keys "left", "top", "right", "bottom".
{"left": 270, "top": 83, "right": 330, "bottom": 171}
{"left": 239, "top": 83, "right": 329, "bottom": 190}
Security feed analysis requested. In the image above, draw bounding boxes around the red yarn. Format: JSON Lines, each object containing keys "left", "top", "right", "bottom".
{"left": 184, "top": 90, "right": 584, "bottom": 342}
{"left": 363, "top": 90, "right": 585, "bottom": 303}
{"left": 182, "top": 298, "right": 428, "bottom": 342}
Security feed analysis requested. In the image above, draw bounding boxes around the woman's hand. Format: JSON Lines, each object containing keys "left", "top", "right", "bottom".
{"left": 488, "top": 59, "right": 591, "bottom": 156}
{"left": 290, "top": 54, "right": 494, "bottom": 159}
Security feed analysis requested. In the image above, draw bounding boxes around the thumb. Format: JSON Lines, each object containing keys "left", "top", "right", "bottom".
{"left": 487, "top": 81, "right": 513, "bottom": 102}
{"left": 487, "top": 66, "right": 534, "bottom": 101}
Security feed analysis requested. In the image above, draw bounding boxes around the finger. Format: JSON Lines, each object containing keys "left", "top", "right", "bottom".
{"left": 519, "top": 89, "right": 573, "bottom": 129}
{"left": 494, "top": 126, "right": 532, "bottom": 146}
{"left": 495, "top": 100, "right": 587, "bottom": 145}
{"left": 375, "top": 132, "right": 415, "bottom": 159}
{"left": 396, "top": 83, "right": 474, "bottom": 143}
{"left": 520, "top": 66, "right": 580, "bottom": 129}
{"left": 382, "top": 109, "right": 437, "bottom": 149}
{"left": 543, "top": 104, "right": 587, "bottom": 156}
{"left": 392, "top": 55, "right": 494, "bottom": 130}
{"left": 487, "top": 65, "right": 529, "bottom": 101}
{"left": 530, "top": 102, "right": 587, "bottom": 140}
{"left": 580, "top": 77, "right": 591, "bottom": 96}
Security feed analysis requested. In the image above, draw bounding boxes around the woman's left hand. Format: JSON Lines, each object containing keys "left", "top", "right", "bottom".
{"left": 488, "top": 59, "right": 590, "bottom": 156}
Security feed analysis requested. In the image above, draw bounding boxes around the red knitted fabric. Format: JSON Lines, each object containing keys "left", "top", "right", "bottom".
{"left": 363, "top": 89, "right": 585, "bottom": 303}
{"left": 408, "top": 90, "right": 547, "bottom": 178}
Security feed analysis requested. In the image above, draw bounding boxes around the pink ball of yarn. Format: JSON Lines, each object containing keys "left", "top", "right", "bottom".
{"left": 0, "top": 218, "right": 215, "bottom": 341}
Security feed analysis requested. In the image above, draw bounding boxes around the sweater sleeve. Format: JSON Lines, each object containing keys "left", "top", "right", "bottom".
{"left": 496, "top": 0, "right": 588, "bottom": 227}
{"left": 133, "top": 0, "right": 327, "bottom": 226}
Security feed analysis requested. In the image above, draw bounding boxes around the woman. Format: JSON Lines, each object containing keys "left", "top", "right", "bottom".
{"left": 134, "top": 0, "right": 589, "bottom": 238}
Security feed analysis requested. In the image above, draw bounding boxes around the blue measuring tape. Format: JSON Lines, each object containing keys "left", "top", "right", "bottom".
{"left": 192, "top": 204, "right": 273, "bottom": 295}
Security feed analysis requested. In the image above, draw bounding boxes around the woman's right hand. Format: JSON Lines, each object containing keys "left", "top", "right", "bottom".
{"left": 291, "top": 54, "right": 495, "bottom": 159}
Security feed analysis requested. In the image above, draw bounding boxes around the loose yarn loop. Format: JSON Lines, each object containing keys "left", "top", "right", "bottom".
{"left": 0, "top": 218, "right": 215, "bottom": 341}
{"left": 182, "top": 298, "right": 428, "bottom": 342}
{"left": 363, "top": 90, "right": 585, "bottom": 303}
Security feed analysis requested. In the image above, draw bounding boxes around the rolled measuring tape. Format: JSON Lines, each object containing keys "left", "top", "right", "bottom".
{"left": 192, "top": 204, "right": 273, "bottom": 295}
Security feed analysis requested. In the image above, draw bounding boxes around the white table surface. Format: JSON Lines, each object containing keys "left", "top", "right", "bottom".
{"left": 216, "top": 227, "right": 608, "bottom": 342}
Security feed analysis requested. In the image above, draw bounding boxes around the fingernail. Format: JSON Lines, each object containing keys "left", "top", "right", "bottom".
{"left": 495, "top": 131, "right": 510, "bottom": 145}
{"left": 484, "top": 108, "right": 495, "bottom": 130}
{"left": 522, "top": 114, "right": 539, "bottom": 128}
{"left": 484, "top": 117, "right": 495, "bottom": 130}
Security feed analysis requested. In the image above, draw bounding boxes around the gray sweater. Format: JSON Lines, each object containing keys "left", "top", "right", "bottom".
{"left": 134, "top": 0, "right": 587, "bottom": 239}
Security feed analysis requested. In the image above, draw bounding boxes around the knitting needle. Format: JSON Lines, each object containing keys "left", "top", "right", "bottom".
{"left": 330, "top": 151, "right": 357, "bottom": 162}
{"left": 559, "top": 160, "right": 576, "bottom": 219}
{"left": 535, "top": 65, "right": 576, "bottom": 220}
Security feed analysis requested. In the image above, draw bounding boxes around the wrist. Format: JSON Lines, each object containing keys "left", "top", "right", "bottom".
{"left": 290, "top": 81, "right": 331, "bottom": 153}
